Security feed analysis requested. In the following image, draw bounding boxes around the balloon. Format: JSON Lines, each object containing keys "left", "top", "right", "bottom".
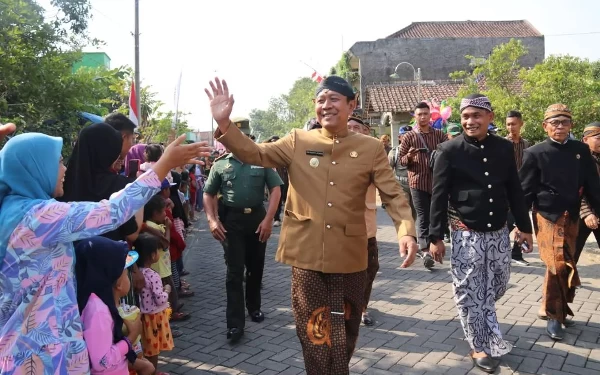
{"left": 441, "top": 106, "right": 452, "bottom": 121}
{"left": 430, "top": 110, "right": 441, "bottom": 122}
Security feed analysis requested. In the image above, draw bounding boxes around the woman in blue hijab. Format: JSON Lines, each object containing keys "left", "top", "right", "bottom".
{"left": 0, "top": 132, "right": 210, "bottom": 374}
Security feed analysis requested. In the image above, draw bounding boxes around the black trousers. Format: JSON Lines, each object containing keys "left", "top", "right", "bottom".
{"left": 222, "top": 206, "right": 267, "bottom": 329}
{"left": 398, "top": 178, "right": 416, "bottom": 221}
{"left": 506, "top": 211, "right": 523, "bottom": 257}
{"left": 575, "top": 219, "right": 600, "bottom": 264}
{"left": 410, "top": 188, "right": 432, "bottom": 250}
{"left": 274, "top": 184, "right": 289, "bottom": 221}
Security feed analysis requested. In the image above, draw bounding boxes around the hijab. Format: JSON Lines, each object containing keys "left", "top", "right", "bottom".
{"left": 170, "top": 171, "right": 188, "bottom": 227}
{"left": 75, "top": 236, "right": 137, "bottom": 363}
{"left": 0, "top": 133, "right": 62, "bottom": 265}
{"left": 62, "top": 123, "right": 131, "bottom": 202}
{"left": 125, "top": 143, "right": 146, "bottom": 176}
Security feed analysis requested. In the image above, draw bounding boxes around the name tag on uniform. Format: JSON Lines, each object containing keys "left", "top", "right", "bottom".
{"left": 250, "top": 165, "right": 264, "bottom": 169}
{"left": 306, "top": 150, "right": 324, "bottom": 157}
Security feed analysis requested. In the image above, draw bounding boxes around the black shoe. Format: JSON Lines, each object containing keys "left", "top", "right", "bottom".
{"left": 537, "top": 314, "right": 575, "bottom": 328}
{"left": 547, "top": 319, "right": 564, "bottom": 340}
{"left": 471, "top": 355, "right": 500, "bottom": 373}
{"left": 361, "top": 312, "right": 374, "bottom": 326}
{"left": 227, "top": 328, "right": 244, "bottom": 343}
{"left": 511, "top": 253, "right": 530, "bottom": 266}
{"left": 249, "top": 310, "right": 265, "bottom": 323}
{"left": 420, "top": 251, "right": 435, "bottom": 269}
{"left": 443, "top": 235, "right": 451, "bottom": 243}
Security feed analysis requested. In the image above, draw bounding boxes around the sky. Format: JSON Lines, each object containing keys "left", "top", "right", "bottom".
{"left": 41, "top": 0, "right": 600, "bottom": 131}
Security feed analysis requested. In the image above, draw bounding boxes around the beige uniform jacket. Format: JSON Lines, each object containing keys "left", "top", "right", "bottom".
{"left": 216, "top": 125, "right": 416, "bottom": 273}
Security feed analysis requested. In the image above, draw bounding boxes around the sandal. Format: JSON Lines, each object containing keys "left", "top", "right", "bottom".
{"left": 178, "top": 289, "right": 195, "bottom": 298}
{"left": 181, "top": 280, "right": 191, "bottom": 289}
{"left": 170, "top": 311, "right": 191, "bottom": 322}
{"left": 180, "top": 270, "right": 190, "bottom": 276}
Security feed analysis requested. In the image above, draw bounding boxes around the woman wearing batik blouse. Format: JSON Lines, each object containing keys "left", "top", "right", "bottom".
{"left": 0, "top": 132, "right": 209, "bottom": 374}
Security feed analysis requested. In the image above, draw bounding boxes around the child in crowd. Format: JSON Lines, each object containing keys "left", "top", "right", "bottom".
{"left": 179, "top": 180, "right": 190, "bottom": 227}
{"left": 144, "top": 194, "right": 190, "bottom": 322}
{"left": 76, "top": 236, "right": 154, "bottom": 375}
{"left": 134, "top": 233, "right": 175, "bottom": 374}
{"left": 159, "top": 179, "right": 194, "bottom": 299}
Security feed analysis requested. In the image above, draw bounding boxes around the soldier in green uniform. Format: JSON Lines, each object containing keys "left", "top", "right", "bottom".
{"left": 203, "top": 130, "right": 283, "bottom": 343}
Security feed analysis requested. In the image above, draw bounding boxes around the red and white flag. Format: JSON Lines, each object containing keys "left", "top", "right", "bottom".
{"left": 311, "top": 71, "right": 323, "bottom": 83}
{"left": 129, "top": 81, "right": 139, "bottom": 126}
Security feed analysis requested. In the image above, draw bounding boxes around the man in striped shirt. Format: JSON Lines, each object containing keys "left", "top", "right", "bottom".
{"left": 399, "top": 102, "right": 447, "bottom": 269}
{"left": 505, "top": 111, "right": 531, "bottom": 266}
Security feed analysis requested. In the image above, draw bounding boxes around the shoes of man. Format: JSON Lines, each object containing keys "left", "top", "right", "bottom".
{"left": 547, "top": 319, "right": 564, "bottom": 340}
{"left": 227, "top": 328, "right": 244, "bottom": 343}
{"left": 249, "top": 310, "right": 265, "bottom": 323}
{"left": 470, "top": 354, "right": 500, "bottom": 373}
{"left": 273, "top": 220, "right": 281, "bottom": 227}
{"left": 511, "top": 253, "right": 530, "bottom": 266}
{"left": 361, "top": 312, "right": 374, "bottom": 326}
{"left": 419, "top": 251, "right": 435, "bottom": 269}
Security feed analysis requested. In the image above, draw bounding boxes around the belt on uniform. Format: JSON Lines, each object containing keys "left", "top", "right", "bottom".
{"left": 224, "top": 205, "right": 263, "bottom": 214}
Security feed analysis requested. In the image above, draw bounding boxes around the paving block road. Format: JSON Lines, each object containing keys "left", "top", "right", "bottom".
{"left": 161, "top": 207, "right": 600, "bottom": 374}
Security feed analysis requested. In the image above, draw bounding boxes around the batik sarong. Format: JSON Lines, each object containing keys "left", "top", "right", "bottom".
{"left": 291, "top": 267, "right": 366, "bottom": 375}
{"left": 533, "top": 212, "right": 580, "bottom": 323}
{"left": 451, "top": 226, "right": 513, "bottom": 357}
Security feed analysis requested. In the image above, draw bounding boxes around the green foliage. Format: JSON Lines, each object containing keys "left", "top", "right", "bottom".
{"left": 140, "top": 111, "right": 191, "bottom": 144}
{"left": 0, "top": 0, "right": 95, "bottom": 151}
{"left": 249, "top": 78, "right": 317, "bottom": 139}
{"left": 448, "top": 39, "right": 600, "bottom": 143}
{"left": 332, "top": 52, "right": 358, "bottom": 84}
{"left": 520, "top": 56, "right": 600, "bottom": 140}
{"left": 0, "top": 0, "right": 172, "bottom": 154}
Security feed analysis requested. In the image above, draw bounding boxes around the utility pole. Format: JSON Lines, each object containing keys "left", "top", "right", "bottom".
{"left": 134, "top": 0, "right": 141, "bottom": 128}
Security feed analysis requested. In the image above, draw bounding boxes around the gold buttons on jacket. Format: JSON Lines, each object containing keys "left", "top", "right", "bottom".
{"left": 327, "top": 203, "right": 333, "bottom": 207}
{"left": 326, "top": 224, "right": 331, "bottom": 229}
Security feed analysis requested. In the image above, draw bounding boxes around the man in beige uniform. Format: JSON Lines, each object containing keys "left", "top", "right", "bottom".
{"left": 205, "top": 76, "right": 417, "bottom": 375}
{"left": 347, "top": 114, "right": 378, "bottom": 326}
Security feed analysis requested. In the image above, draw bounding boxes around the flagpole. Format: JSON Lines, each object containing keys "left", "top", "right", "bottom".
{"left": 134, "top": 0, "right": 141, "bottom": 127}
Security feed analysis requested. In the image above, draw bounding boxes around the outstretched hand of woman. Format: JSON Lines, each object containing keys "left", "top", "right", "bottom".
{"left": 152, "top": 135, "right": 212, "bottom": 181}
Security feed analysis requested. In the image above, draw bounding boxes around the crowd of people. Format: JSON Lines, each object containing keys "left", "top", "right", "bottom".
{"left": 0, "top": 114, "right": 211, "bottom": 374}
{"left": 0, "top": 72, "right": 599, "bottom": 375}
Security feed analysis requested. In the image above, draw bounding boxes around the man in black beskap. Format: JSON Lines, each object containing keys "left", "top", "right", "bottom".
{"left": 520, "top": 104, "right": 600, "bottom": 341}
{"left": 429, "top": 94, "right": 533, "bottom": 373}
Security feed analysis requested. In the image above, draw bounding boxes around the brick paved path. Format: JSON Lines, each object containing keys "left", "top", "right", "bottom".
{"left": 162, "top": 208, "right": 600, "bottom": 375}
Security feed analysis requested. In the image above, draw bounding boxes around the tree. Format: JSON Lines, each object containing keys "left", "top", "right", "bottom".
{"left": 520, "top": 56, "right": 600, "bottom": 140}
{"left": 0, "top": 0, "right": 96, "bottom": 150}
{"left": 330, "top": 52, "right": 359, "bottom": 91}
{"left": 447, "top": 39, "right": 600, "bottom": 142}
{"left": 248, "top": 78, "right": 317, "bottom": 138}
{"left": 447, "top": 39, "right": 527, "bottom": 126}
{"left": 140, "top": 111, "right": 191, "bottom": 144}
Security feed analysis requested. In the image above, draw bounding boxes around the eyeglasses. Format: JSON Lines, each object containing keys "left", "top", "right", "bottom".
{"left": 546, "top": 119, "right": 572, "bottom": 127}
